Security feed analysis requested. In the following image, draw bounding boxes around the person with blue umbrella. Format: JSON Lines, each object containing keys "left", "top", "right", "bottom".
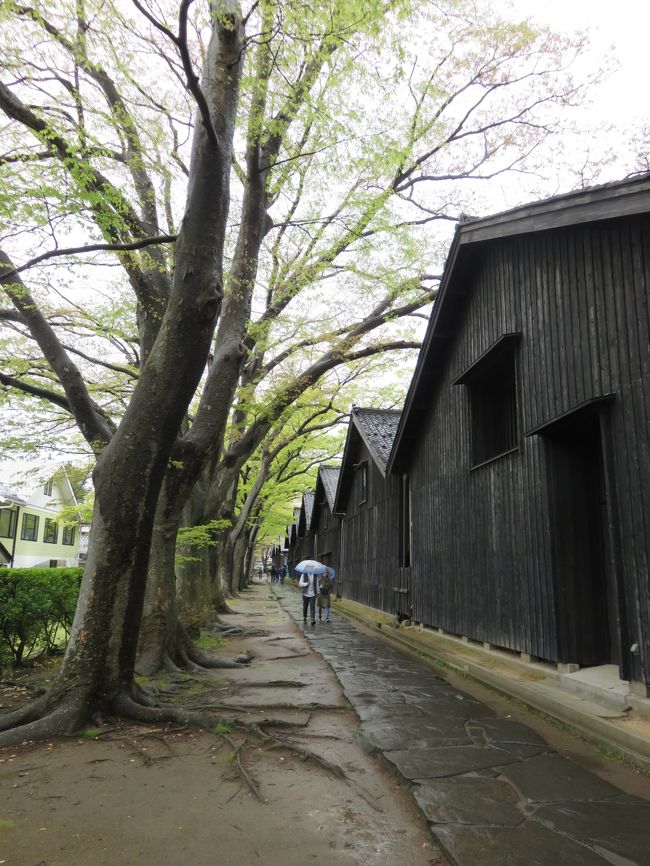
{"left": 317, "top": 566, "right": 335, "bottom": 623}
{"left": 295, "top": 559, "right": 334, "bottom": 626}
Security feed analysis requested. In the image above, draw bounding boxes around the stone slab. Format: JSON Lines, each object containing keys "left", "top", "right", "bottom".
{"left": 463, "top": 717, "right": 548, "bottom": 747}
{"left": 433, "top": 821, "right": 611, "bottom": 866}
{"left": 413, "top": 776, "right": 524, "bottom": 828}
{"left": 495, "top": 754, "right": 622, "bottom": 804}
{"left": 358, "top": 720, "right": 470, "bottom": 752}
{"left": 533, "top": 798, "right": 650, "bottom": 866}
{"left": 384, "top": 746, "right": 520, "bottom": 781}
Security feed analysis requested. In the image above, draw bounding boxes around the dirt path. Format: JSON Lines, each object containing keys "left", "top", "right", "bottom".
{"left": 0, "top": 584, "right": 444, "bottom": 866}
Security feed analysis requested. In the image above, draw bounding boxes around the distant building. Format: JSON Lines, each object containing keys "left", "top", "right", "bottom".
{"left": 310, "top": 465, "right": 341, "bottom": 568}
{"left": 287, "top": 491, "right": 315, "bottom": 574}
{"left": 0, "top": 469, "right": 81, "bottom": 568}
{"left": 334, "top": 408, "right": 402, "bottom": 611}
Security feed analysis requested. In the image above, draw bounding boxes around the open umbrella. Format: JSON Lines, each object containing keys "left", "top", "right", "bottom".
{"left": 295, "top": 559, "right": 328, "bottom": 574}
{"left": 294, "top": 559, "right": 335, "bottom": 579}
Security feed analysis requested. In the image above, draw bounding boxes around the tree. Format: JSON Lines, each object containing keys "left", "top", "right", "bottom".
{"left": 0, "top": 0, "right": 243, "bottom": 744}
{"left": 0, "top": 0, "right": 595, "bottom": 741}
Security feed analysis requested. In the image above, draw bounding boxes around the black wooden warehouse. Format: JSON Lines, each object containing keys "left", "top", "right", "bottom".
{"left": 310, "top": 465, "right": 341, "bottom": 569}
{"left": 387, "top": 174, "right": 650, "bottom": 691}
{"left": 333, "top": 408, "right": 403, "bottom": 611}
{"left": 287, "top": 491, "right": 315, "bottom": 573}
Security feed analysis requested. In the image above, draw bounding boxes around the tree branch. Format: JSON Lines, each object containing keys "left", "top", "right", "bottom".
{"left": 0, "top": 249, "right": 115, "bottom": 449}
{"left": 0, "top": 235, "right": 177, "bottom": 281}
{"left": 0, "top": 371, "right": 72, "bottom": 412}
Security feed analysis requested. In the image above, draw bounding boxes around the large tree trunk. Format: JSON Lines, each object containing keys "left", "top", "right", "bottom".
{"left": 220, "top": 534, "right": 237, "bottom": 596}
{"left": 135, "top": 484, "right": 181, "bottom": 676}
{"left": 234, "top": 531, "right": 249, "bottom": 592}
{"left": 0, "top": 5, "right": 244, "bottom": 747}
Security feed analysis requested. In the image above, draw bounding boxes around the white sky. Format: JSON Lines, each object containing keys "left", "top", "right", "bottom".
{"left": 509, "top": 0, "right": 649, "bottom": 129}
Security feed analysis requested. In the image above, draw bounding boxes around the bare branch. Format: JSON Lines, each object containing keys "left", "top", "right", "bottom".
{"left": 0, "top": 249, "right": 115, "bottom": 448}
{"left": 1, "top": 235, "right": 177, "bottom": 281}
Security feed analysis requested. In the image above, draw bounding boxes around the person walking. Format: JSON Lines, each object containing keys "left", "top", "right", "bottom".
{"left": 317, "top": 570, "right": 334, "bottom": 622}
{"left": 299, "top": 571, "right": 318, "bottom": 626}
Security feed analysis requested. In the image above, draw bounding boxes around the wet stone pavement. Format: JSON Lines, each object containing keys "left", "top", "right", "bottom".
{"left": 274, "top": 588, "right": 650, "bottom": 866}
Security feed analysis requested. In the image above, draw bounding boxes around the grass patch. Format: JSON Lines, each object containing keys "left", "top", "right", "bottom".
{"left": 195, "top": 633, "right": 227, "bottom": 650}
{"left": 82, "top": 728, "right": 104, "bottom": 739}
{"left": 0, "top": 819, "right": 16, "bottom": 831}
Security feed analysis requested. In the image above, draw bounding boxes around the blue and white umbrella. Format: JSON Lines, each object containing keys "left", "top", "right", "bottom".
{"left": 295, "top": 559, "right": 335, "bottom": 579}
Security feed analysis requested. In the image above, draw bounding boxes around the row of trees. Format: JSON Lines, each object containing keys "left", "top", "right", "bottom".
{"left": 0, "top": 0, "right": 599, "bottom": 743}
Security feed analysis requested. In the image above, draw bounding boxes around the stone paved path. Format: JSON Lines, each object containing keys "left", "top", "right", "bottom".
{"left": 275, "top": 587, "right": 650, "bottom": 866}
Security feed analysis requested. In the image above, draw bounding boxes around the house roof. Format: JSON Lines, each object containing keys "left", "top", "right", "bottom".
{"left": 319, "top": 466, "right": 340, "bottom": 512}
{"left": 304, "top": 491, "right": 315, "bottom": 530}
{"left": 0, "top": 483, "right": 27, "bottom": 506}
{"left": 387, "top": 172, "right": 650, "bottom": 473}
{"left": 333, "top": 407, "right": 401, "bottom": 513}
{"left": 309, "top": 465, "right": 341, "bottom": 528}
{"left": 354, "top": 408, "right": 401, "bottom": 470}
{"left": 297, "top": 491, "right": 316, "bottom": 536}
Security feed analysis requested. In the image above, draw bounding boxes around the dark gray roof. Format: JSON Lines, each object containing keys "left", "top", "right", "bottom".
{"left": 319, "top": 466, "right": 340, "bottom": 511}
{"left": 303, "top": 491, "right": 315, "bottom": 531}
{"left": 354, "top": 409, "right": 401, "bottom": 471}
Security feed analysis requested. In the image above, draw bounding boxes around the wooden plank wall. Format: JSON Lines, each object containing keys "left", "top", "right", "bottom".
{"left": 312, "top": 500, "right": 340, "bottom": 567}
{"left": 338, "top": 440, "right": 401, "bottom": 613}
{"left": 407, "top": 214, "right": 650, "bottom": 681}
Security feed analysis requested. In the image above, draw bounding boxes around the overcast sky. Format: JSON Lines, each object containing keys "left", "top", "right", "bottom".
{"left": 511, "top": 0, "right": 649, "bottom": 130}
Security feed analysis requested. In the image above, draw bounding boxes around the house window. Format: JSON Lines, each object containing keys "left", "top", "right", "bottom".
{"left": 399, "top": 474, "right": 411, "bottom": 568}
{"left": 62, "top": 525, "right": 76, "bottom": 546}
{"left": 44, "top": 518, "right": 58, "bottom": 544}
{"left": 455, "top": 334, "right": 520, "bottom": 467}
{"left": 0, "top": 508, "right": 17, "bottom": 539}
{"left": 357, "top": 463, "right": 368, "bottom": 505}
{"left": 21, "top": 513, "right": 39, "bottom": 541}
{"left": 44, "top": 479, "right": 53, "bottom": 496}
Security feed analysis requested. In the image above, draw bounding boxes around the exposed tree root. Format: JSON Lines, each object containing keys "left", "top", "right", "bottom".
{"left": 185, "top": 643, "right": 252, "bottom": 669}
{"left": 189, "top": 702, "right": 343, "bottom": 712}
{"left": 244, "top": 714, "right": 312, "bottom": 728}
{"left": 0, "top": 692, "right": 50, "bottom": 733}
{"left": 0, "top": 701, "right": 86, "bottom": 748}
{"left": 239, "top": 680, "right": 305, "bottom": 688}
{"left": 219, "top": 732, "right": 265, "bottom": 802}
{"left": 249, "top": 723, "right": 346, "bottom": 779}
{"left": 206, "top": 624, "right": 267, "bottom": 637}
{"left": 163, "top": 653, "right": 183, "bottom": 674}
{"left": 264, "top": 652, "right": 310, "bottom": 660}
{"left": 178, "top": 647, "right": 208, "bottom": 673}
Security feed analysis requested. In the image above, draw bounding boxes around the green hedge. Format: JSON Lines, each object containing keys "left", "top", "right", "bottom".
{"left": 0, "top": 568, "right": 83, "bottom": 667}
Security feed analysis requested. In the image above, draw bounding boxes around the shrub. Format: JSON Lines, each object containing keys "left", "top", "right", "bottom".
{"left": 0, "top": 568, "right": 83, "bottom": 667}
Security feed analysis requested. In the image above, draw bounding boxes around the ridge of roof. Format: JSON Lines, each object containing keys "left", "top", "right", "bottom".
{"left": 456, "top": 172, "right": 650, "bottom": 244}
